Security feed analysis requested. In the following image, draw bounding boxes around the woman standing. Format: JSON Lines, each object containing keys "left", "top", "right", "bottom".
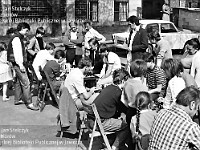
{"left": 162, "top": 0, "right": 171, "bottom": 21}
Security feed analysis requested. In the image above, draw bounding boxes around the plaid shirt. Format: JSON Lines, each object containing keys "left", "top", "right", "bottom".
{"left": 149, "top": 105, "right": 200, "bottom": 150}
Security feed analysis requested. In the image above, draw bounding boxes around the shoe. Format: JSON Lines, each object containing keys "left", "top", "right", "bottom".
{"left": 14, "top": 100, "right": 24, "bottom": 105}
{"left": 3, "top": 96, "right": 10, "bottom": 102}
{"left": 27, "top": 103, "right": 39, "bottom": 111}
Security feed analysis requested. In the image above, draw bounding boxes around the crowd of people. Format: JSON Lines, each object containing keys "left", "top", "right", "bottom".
{"left": 0, "top": 14, "right": 200, "bottom": 150}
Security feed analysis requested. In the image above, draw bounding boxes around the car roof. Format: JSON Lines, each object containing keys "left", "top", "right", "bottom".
{"left": 139, "top": 19, "right": 172, "bottom": 24}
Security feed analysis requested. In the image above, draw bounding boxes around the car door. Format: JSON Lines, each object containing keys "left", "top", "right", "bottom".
{"left": 159, "top": 22, "right": 182, "bottom": 50}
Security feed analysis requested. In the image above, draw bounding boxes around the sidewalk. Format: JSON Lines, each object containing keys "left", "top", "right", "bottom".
{"left": 0, "top": 89, "right": 88, "bottom": 150}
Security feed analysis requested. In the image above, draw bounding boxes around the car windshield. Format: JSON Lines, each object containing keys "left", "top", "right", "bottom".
{"left": 161, "top": 23, "right": 177, "bottom": 33}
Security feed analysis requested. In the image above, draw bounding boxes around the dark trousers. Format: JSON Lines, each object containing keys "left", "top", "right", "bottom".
{"left": 75, "top": 55, "right": 82, "bottom": 67}
{"left": 66, "top": 48, "right": 76, "bottom": 66}
{"left": 13, "top": 65, "right": 32, "bottom": 105}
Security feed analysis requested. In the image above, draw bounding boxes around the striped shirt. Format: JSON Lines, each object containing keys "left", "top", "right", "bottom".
{"left": 146, "top": 66, "right": 167, "bottom": 97}
{"left": 148, "top": 105, "right": 200, "bottom": 150}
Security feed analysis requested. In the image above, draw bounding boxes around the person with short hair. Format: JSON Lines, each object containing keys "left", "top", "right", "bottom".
{"left": 27, "top": 27, "right": 46, "bottom": 62}
{"left": 83, "top": 19, "right": 106, "bottom": 50}
{"left": 149, "top": 86, "right": 200, "bottom": 150}
{"left": 148, "top": 30, "right": 172, "bottom": 67}
{"left": 88, "top": 68, "right": 131, "bottom": 150}
{"left": 32, "top": 42, "right": 55, "bottom": 81}
{"left": 126, "top": 15, "right": 148, "bottom": 62}
{"left": 144, "top": 53, "right": 167, "bottom": 101}
{"left": 88, "top": 38, "right": 104, "bottom": 73}
{"left": 64, "top": 58, "right": 96, "bottom": 109}
{"left": 123, "top": 59, "right": 148, "bottom": 125}
{"left": 43, "top": 50, "right": 65, "bottom": 100}
{"left": 63, "top": 21, "right": 84, "bottom": 67}
{"left": 7, "top": 22, "right": 38, "bottom": 110}
{"left": 97, "top": 43, "right": 121, "bottom": 86}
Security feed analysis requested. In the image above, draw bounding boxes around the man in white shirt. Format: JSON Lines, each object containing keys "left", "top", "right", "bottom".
{"left": 64, "top": 58, "right": 96, "bottom": 109}
{"left": 83, "top": 20, "right": 106, "bottom": 50}
{"left": 7, "top": 22, "right": 38, "bottom": 111}
{"left": 32, "top": 43, "right": 55, "bottom": 81}
{"left": 97, "top": 44, "right": 121, "bottom": 86}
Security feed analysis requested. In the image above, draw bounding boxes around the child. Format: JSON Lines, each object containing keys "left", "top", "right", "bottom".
{"left": 143, "top": 53, "right": 167, "bottom": 101}
{"left": 0, "top": 42, "right": 13, "bottom": 101}
{"left": 130, "top": 91, "right": 157, "bottom": 143}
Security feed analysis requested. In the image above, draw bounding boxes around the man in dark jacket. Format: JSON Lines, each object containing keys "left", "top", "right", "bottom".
{"left": 126, "top": 15, "right": 148, "bottom": 61}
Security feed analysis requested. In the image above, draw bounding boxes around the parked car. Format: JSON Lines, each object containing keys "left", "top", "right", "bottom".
{"left": 112, "top": 19, "right": 200, "bottom": 51}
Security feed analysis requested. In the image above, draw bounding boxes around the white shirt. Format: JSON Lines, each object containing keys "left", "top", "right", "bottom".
{"left": 64, "top": 68, "right": 87, "bottom": 100}
{"left": 164, "top": 76, "right": 185, "bottom": 109}
{"left": 191, "top": 50, "right": 200, "bottom": 87}
{"left": 12, "top": 37, "right": 24, "bottom": 69}
{"left": 84, "top": 28, "right": 106, "bottom": 49}
{"left": 100, "top": 52, "right": 121, "bottom": 78}
{"left": 32, "top": 50, "right": 54, "bottom": 80}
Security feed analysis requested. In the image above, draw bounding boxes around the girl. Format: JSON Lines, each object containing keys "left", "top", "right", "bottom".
{"left": 130, "top": 91, "right": 157, "bottom": 143}
{"left": 0, "top": 42, "right": 13, "bottom": 101}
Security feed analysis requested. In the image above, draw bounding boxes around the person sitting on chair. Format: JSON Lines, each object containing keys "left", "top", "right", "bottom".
{"left": 64, "top": 58, "right": 96, "bottom": 110}
{"left": 88, "top": 68, "right": 132, "bottom": 150}
{"left": 97, "top": 44, "right": 121, "bottom": 86}
{"left": 43, "top": 50, "right": 65, "bottom": 95}
{"left": 130, "top": 91, "right": 157, "bottom": 149}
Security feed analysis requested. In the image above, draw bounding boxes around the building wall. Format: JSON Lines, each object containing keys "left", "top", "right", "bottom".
{"left": 98, "top": 0, "right": 114, "bottom": 26}
{"left": 178, "top": 8, "right": 200, "bottom": 31}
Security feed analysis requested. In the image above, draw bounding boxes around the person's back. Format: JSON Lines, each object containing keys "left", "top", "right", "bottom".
{"left": 32, "top": 47, "right": 54, "bottom": 80}
{"left": 149, "top": 87, "right": 200, "bottom": 150}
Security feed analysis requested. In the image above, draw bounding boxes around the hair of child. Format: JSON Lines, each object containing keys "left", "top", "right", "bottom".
{"left": 135, "top": 91, "right": 151, "bottom": 135}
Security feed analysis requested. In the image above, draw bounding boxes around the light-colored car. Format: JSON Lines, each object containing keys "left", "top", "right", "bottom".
{"left": 112, "top": 19, "right": 200, "bottom": 50}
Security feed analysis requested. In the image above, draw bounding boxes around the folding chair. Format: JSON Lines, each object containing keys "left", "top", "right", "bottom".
{"left": 36, "top": 68, "right": 59, "bottom": 112}
{"left": 87, "top": 103, "right": 114, "bottom": 150}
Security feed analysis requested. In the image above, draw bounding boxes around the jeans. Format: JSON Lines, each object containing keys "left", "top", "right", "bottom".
{"left": 13, "top": 65, "right": 32, "bottom": 105}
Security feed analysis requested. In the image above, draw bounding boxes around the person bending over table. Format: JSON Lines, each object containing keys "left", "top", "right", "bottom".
{"left": 97, "top": 44, "right": 121, "bottom": 87}
{"left": 87, "top": 68, "right": 132, "bottom": 150}
{"left": 64, "top": 58, "right": 96, "bottom": 110}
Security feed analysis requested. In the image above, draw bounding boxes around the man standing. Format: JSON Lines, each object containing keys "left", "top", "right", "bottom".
{"left": 83, "top": 20, "right": 106, "bottom": 50}
{"left": 149, "top": 86, "right": 200, "bottom": 150}
{"left": 126, "top": 15, "right": 148, "bottom": 62}
{"left": 7, "top": 22, "right": 38, "bottom": 110}
{"left": 63, "top": 21, "right": 84, "bottom": 67}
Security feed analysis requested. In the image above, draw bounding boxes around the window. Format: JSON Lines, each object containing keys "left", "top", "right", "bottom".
{"left": 161, "top": 23, "right": 177, "bottom": 33}
{"left": 114, "top": 0, "right": 128, "bottom": 21}
{"left": 90, "top": 1, "right": 98, "bottom": 22}
{"left": 75, "top": 0, "right": 88, "bottom": 20}
{"left": 146, "top": 23, "right": 159, "bottom": 33}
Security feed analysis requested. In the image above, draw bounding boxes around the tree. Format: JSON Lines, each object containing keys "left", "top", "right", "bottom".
{"left": 47, "top": 0, "right": 62, "bottom": 37}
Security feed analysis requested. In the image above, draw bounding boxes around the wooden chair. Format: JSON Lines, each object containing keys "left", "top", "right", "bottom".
{"left": 86, "top": 103, "right": 114, "bottom": 150}
{"left": 36, "top": 68, "right": 59, "bottom": 112}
